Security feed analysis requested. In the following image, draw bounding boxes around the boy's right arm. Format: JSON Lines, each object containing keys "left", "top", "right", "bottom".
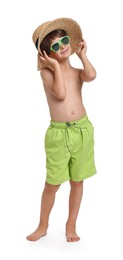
{"left": 39, "top": 52, "right": 66, "bottom": 100}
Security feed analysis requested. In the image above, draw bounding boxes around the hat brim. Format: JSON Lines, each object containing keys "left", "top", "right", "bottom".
{"left": 37, "top": 18, "right": 83, "bottom": 54}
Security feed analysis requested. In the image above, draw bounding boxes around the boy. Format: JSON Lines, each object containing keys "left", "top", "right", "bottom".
{"left": 26, "top": 18, "right": 96, "bottom": 242}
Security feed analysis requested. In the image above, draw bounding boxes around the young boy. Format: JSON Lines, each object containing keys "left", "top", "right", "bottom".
{"left": 26, "top": 18, "right": 96, "bottom": 242}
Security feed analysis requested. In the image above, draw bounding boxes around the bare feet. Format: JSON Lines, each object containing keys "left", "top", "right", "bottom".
{"left": 26, "top": 226, "right": 47, "bottom": 241}
{"left": 66, "top": 223, "right": 80, "bottom": 242}
{"left": 66, "top": 231, "right": 80, "bottom": 242}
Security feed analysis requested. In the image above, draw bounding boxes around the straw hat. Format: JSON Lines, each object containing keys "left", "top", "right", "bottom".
{"left": 32, "top": 18, "right": 83, "bottom": 70}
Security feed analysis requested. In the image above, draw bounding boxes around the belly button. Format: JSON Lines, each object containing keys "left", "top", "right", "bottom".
{"left": 71, "top": 111, "right": 75, "bottom": 115}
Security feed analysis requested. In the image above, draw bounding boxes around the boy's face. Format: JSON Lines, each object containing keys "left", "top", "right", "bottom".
{"left": 49, "top": 36, "right": 71, "bottom": 60}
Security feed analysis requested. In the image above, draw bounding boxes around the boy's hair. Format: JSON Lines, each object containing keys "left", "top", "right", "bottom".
{"left": 40, "top": 29, "right": 67, "bottom": 55}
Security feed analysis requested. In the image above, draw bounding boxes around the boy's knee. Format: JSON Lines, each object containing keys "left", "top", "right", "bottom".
{"left": 45, "top": 182, "right": 60, "bottom": 193}
{"left": 70, "top": 180, "right": 83, "bottom": 187}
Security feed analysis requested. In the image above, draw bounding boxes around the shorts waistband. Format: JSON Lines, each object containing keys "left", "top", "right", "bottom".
{"left": 50, "top": 115, "right": 88, "bottom": 129}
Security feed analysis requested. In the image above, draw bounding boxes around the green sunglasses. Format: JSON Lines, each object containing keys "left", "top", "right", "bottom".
{"left": 50, "top": 35, "right": 70, "bottom": 52}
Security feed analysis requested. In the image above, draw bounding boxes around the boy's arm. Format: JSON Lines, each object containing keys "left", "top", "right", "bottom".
{"left": 39, "top": 51, "right": 66, "bottom": 100}
{"left": 76, "top": 40, "right": 96, "bottom": 82}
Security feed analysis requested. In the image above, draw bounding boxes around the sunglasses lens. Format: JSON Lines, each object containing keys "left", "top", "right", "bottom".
{"left": 51, "top": 43, "right": 59, "bottom": 52}
{"left": 61, "top": 36, "right": 69, "bottom": 45}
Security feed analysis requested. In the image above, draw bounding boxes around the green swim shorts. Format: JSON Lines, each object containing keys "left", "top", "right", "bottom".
{"left": 44, "top": 115, "right": 96, "bottom": 185}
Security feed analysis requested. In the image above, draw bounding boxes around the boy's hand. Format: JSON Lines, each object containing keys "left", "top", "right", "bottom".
{"left": 76, "top": 40, "right": 87, "bottom": 59}
{"left": 38, "top": 51, "right": 59, "bottom": 70}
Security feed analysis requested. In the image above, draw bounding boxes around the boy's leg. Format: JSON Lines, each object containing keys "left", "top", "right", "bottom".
{"left": 26, "top": 182, "right": 60, "bottom": 241}
{"left": 66, "top": 180, "right": 83, "bottom": 242}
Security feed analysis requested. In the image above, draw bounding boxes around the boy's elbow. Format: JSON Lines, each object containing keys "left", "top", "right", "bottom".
{"left": 89, "top": 70, "right": 97, "bottom": 81}
{"left": 57, "top": 92, "right": 66, "bottom": 100}
{"left": 53, "top": 87, "right": 66, "bottom": 100}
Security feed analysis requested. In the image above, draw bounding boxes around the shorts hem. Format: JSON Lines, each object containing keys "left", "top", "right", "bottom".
{"left": 46, "top": 178, "right": 70, "bottom": 185}
{"left": 46, "top": 170, "right": 97, "bottom": 185}
{"left": 70, "top": 170, "right": 97, "bottom": 182}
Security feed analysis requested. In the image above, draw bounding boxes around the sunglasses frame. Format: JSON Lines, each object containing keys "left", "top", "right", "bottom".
{"left": 50, "top": 35, "right": 70, "bottom": 52}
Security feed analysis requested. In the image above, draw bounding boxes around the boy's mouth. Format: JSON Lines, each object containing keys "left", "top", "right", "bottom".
{"left": 61, "top": 48, "right": 68, "bottom": 54}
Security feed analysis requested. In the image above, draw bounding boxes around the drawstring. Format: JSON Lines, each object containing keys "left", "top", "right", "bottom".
{"left": 66, "top": 122, "right": 86, "bottom": 129}
{"left": 65, "top": 123, "right": 86, "bottom": 152}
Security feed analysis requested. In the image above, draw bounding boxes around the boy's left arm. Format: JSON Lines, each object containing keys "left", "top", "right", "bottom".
{"left": 76, "top": 40, "right": 96, "bottom": 82}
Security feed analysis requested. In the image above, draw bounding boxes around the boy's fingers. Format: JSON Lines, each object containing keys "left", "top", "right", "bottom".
{"left": 43, "top": 50, "right": 49, "bottom": 59}
{"left": 38, "top": 54, "right": 42, "bottom": 60}
{"left": 38, "top": 51, "right": 43, "bottom": 58}
{"left": 40, "top": 51, "right": 44, "bottom": 56}
{"left": 38, "top": 55, "right": 46, "bottom": 63}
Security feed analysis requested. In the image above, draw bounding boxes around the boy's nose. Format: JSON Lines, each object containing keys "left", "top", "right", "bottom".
{"left": 60, "top": 44, "right": 64, "bottom": 50}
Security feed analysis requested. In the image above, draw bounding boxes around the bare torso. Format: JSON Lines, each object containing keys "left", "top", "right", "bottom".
{"left": 43, "top": 67, "right": 86, "bottom": 122}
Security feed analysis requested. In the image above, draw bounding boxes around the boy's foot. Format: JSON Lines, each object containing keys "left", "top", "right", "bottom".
{"left": 26, "top": 226, "right": 47, "bottom": 241}
{"left": 66, "top": 224, "right": 80, "bottom": 242}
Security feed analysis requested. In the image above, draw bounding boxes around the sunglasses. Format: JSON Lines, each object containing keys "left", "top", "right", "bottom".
{"left": 50, "top": 36, "right": 70, "bottom": 52}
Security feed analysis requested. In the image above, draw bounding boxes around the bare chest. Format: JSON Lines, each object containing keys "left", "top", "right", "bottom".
{"left": 63, "top": 69, "right": 82, "bottom": 94}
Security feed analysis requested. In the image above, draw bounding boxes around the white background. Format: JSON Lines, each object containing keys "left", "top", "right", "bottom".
{"left": 0, "top": 0, "right": 123, "bottom": 259}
